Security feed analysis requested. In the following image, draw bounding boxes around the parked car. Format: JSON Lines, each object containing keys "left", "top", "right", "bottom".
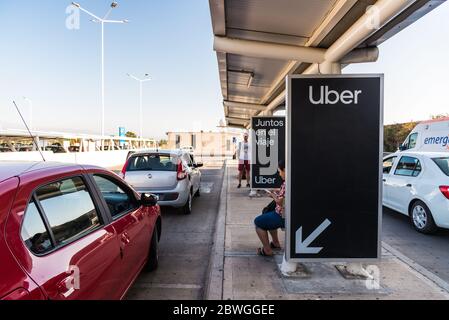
{"left": 103, "top": 145, "right": 121, "bottom": 151}
{"left": 0, "top": 161, "right": 161, "bottom": 300}
{"left": 181, "top": 146, "right": 195, "bottom": 154}
{"left": 44, "top": 145, "right": 67, "bottom": 153}
{"left": 68, "top": 146, "right": 80, "bottom": 152}
{"left": 121, "top": 149, "right": 202, "bottom": 215}
{"left": 17, "top": 145, "right": 33, "bottom": 152}
{"left": 0, "top": 146, "right": 13, "bottom": 152}
{"left": 382, "top": 152, "right": 449, "bottom": 234}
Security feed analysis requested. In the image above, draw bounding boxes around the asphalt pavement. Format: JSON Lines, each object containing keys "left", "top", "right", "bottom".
{"left": 126, "top": 165, "right": 224, "bottom": 300}
{"left": 382, "top": 206, "right": 449, "bottom": 284}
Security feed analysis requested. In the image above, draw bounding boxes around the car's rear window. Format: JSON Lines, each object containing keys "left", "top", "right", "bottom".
{"left": 127, "top": 154, "right": 177, "bottom": 171}
{"left": 433, "top": 157, "right": 449, "bottom": 176}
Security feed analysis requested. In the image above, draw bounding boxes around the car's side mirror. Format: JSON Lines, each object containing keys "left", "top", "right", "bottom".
{"left": 398, "top": 144, "right": 406, "bottom": 151}
{"left": 141, "top": 193, "right": 158, "bottom": 207}
{"left": 194, "top": 162, "right": 203, "bottom": 168}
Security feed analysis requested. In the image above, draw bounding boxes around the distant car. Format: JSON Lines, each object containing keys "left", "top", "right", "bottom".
{"left": 68, "top": 146, "right": 80, "bottom": 152}
{"left": 121, "top": 149, "right": 202, "bottom": 214}
{"left": 103, "top": 146, "right": 121, "bottom": 151}
{"left": 0, "top": 161, "right": 161, "bottom": 300}
{"left": 383, "top": 152, "right": 449, "bottom": 234}
{"left": 18, "top": 145, "right": 33, "bottom": 152}
{"left": 181, "top": 146, "right": 195, "bottom": 154}
{"left": 0, "top": 144, "right": 13, "bottom": 152}
{"left": 0, "top": 146, "right": 13, "bottom": 153}
{"left": 44, "top": 145, "right": 67, "bottom": 153}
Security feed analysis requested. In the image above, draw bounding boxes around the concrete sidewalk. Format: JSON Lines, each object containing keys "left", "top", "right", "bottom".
{"left": 206, "top": 160, "right": 449, "bottom": 300}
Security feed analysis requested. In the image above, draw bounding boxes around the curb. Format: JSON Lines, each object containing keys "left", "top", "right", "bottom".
{"left": 204, "top": 160, "right": 228, "bottom": 300}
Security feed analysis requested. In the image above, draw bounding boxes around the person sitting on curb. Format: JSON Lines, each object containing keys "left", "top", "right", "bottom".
{"left": 254, "top": 160, "right": 285, "bottom": 256}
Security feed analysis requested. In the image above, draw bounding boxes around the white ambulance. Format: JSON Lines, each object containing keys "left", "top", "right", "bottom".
{"left": 400, "top": 117, "right": 449, "bottom": 152}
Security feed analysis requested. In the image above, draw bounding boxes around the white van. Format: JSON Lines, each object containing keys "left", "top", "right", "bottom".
{"left": 400, "top": 117, "right": 449, "bottom": 152}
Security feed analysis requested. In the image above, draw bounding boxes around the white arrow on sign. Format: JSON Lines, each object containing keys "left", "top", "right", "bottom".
{"left": 295, "top": 219, "right": 331, "bottom": 254}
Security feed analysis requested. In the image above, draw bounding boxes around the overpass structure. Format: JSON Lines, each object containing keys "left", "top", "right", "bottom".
{"left": 209, "top": 0, "right": 445, "bottom": 128}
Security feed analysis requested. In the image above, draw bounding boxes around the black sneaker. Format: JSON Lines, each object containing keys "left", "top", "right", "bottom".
{"left": 237, "top": 184, "right": 241, "bottom": 188}
{"left": 246, "top": 183, "right": 250, "bottom": 188}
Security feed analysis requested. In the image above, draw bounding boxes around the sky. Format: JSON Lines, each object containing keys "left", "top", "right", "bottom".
{"left": 0, "top": 0, "right": 223, "bottom": 139}
{"left": 345, "top": 0, "right": 449, "bottom": 123}
{"left": 0, "top": 0, "right": 448, "bottom": 140}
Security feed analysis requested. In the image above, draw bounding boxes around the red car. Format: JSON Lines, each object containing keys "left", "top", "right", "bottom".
{"left": 0, "top": 161, "right": 161, "bottom": 300}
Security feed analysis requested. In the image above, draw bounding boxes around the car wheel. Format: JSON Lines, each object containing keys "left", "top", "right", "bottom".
{"left": 410, "top": 200, "right": 437, "bottom": 234}
{"left": 145, "top": 227, "right": 159, "bottom": 272}
{"left": 182, "top": 192, "right": 192, "bottom": 215}
{"left": 195, "top": 186, "right": 201, "bottom": 197}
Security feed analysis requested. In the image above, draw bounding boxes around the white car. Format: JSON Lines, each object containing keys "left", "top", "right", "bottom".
{"left": 383, "top": 152, "right": 449, "bottom": 234}
{"left": 121, "top": 149, "right": 202, "bottom": 214}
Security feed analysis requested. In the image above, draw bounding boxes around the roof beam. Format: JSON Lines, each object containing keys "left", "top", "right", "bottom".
{"left": 262, "top": 0, "right": 415, "bottom": 114}
{"left": 340, "top": 47, "right": 379, "bottom": 64}
{"left": 209, "top": 0, "right": 225, "bottom": 36}
{"left": 224, "top": 100, "right": 267, "bottom": 111}
{"left": 258, "top": 0, "right": 358, "bottom": 105}
{"left": 214, "top": 36, "right": 326, "bottom": 64}
{"left": 226, "top": 116, "right": 250, "bottom": 123}
{"left": 324, "top": 0, "right": 415, "bottom": 63}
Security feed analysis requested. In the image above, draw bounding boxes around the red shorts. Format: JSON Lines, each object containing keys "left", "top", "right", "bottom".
{"left": 238, "top": 160, "right": 250, "bottom": 172}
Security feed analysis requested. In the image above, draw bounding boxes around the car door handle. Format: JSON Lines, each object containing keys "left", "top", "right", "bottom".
{"left": 57, "top": 276, "right": 77, "bottom": 298}
{"left": 406, "top": 184, "right": 412, "bottom": 187}
{"left": 382, "top": 179, "right": 386, "bottom": 182}
{"left": 121, "top": 233, "right": 130, "bottom": 245}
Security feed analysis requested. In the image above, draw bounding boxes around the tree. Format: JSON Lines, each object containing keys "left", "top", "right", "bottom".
{"left": 384, "top": 121, "right": 419, "bottom": 152}
{"left": 125, "top": 131, "right": 137, "bottom": 138}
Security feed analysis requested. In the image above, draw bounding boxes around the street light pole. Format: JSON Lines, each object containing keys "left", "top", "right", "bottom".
{"left": 71, "top": 2, "right": 128, "bottom": 150}
{"left": 127, "top": 73, "right": 151, "bottom": 142}
{"left": 101, "top": 20, "right": 105, "bottom": 145}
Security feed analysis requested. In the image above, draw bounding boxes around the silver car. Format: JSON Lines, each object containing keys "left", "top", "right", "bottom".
{"left": 122, "top": 149, "right": 202, "bottom": 214}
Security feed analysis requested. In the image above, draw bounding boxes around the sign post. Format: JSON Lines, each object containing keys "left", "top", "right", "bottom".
{"left": 251, "top": 116, "right": 286, "bottom": 189}
{"left": 286, "top": 74, "right": 383, "bottom": 262}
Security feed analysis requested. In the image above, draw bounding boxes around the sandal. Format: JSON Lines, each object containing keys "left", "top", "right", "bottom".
{"left": 257, "top": 247, "right": 273, "bottom": 257}
{"left": 270, "top": 242, "right": 282, "bottom": 250}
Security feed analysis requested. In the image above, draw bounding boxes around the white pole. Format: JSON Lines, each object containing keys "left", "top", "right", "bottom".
{"left": 101, "top": 21, "right": 105, "bottom": 150}
{"left": 30, "top": 100, "right": 33, "bottom": 132}
{"left": 140, "top": 80, "right": 143, "bottom": 141}
{"left": 126, "top": 73, "right": 151, "bottom": 147}
{"left": 73, "top": 3, "right": 127, "bottom": 151}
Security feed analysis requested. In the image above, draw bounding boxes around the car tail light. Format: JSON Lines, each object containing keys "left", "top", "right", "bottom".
{"left": 177, "top": 161, "right": 187, "bottom": 180}
{"left": 440, "top": 186, "right": 449, "bottom": 200}
{"left": 120, "top": 159, "right": 129, "bottom": 179}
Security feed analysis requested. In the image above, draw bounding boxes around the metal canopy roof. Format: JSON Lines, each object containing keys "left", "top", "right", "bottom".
{"left": 209, "top": 0, "right": 445, "bottom": 128}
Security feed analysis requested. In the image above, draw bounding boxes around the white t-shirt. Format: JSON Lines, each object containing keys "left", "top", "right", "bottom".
{"left": 238, "top": 141, "right": 250, "bottom": 161}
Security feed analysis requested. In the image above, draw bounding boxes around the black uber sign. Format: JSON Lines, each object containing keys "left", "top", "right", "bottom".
{"left": 251, "top": 116, "right": 285, "bottom": 189}
{"left": 286, "top": 75, "right": 383, "bottom": 261}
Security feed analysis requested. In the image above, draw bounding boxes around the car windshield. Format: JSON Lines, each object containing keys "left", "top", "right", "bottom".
{"left": 127, "top": 154, "right": 177, "bottom": 172}
{"left": 433, "top": 157, "right": 449, "bottom": 176}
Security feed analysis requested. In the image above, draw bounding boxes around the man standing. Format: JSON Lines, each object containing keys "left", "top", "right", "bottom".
{"left": 237, "top": 132, "right": 251, "bottom": 188}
